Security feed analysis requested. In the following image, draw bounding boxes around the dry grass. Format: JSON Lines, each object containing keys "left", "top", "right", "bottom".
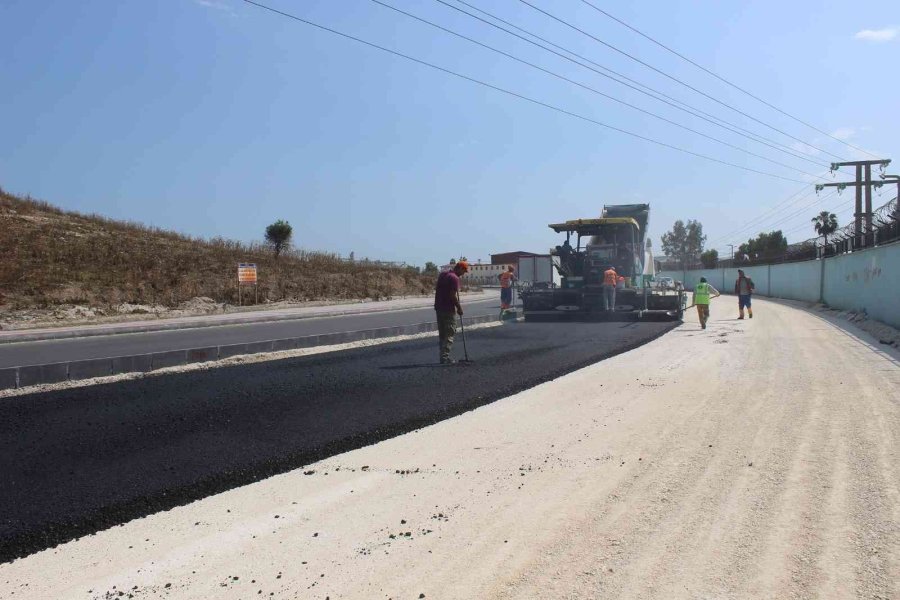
{"left": 0, "top": 188, "right": 435, "bottom": 309}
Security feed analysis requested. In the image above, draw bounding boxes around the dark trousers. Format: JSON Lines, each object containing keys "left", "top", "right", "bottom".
{"left": 436, "top": 310, "right": 457, "bottom": 362}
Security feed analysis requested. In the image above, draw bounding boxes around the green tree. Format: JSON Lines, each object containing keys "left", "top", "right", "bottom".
{"left": 811, "top": 211, "right": 838, "bottom": 244}
{"left": 423, "top": 261, "right": 439, "bottom": 276}
{"left": 738, "top": 230, "right": 787, "bottom": 261}
{"left": 700, "top": 249, "right": 719, "bottom": 268}
{"left": 264, "top": 220, "right": 293, "bottom": 258}
{"left": 660, "top": 219, "right": 706, "bottom": 266}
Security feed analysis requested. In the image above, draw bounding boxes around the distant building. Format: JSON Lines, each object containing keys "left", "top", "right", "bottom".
{"left": 467, "top": 263, "right": 515, "bottom": 285}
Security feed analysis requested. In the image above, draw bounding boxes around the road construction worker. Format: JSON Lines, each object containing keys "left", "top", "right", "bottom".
{"left": 498, "top": 265, "right": 516, "bottom": 310}
{"left": 434, "top": 260, "right": 468, "bottom": 364}
{"left": 602, "top": 265, "right": 617, "bottom": 312}
{"left": 693, "top": 276, "right": 720, "bottom": 329}
{"left": 734, "top": 269, "right": 755, "bottom": 319}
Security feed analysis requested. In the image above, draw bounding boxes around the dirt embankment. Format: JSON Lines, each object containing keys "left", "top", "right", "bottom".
{"left": 0, "top": 188, "right": 436, "bottom": 321}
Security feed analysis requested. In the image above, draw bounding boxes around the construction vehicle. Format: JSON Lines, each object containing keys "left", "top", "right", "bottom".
{"left": 520, "top": 204, "right": 685, "bottom": 321}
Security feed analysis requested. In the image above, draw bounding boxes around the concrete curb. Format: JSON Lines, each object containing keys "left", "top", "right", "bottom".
{"left": 0, "top": 313, "right": 507, "bottom": 391}
{"left": 0, "top": 293, "right": 494, "bottom": 345}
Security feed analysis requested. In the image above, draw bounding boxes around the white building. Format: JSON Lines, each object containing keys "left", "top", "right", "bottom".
{"left": 439, "top": 261, "right": 515, "bottom": 285}
{"left": 466, "top": 263, "right": 515, "bottom": 286}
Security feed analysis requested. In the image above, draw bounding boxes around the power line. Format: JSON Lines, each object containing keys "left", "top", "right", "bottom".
{"left": 578, "top": 0, "right": 880, "bottom": 160}
{"left": 440, "top": 0, "right": 831, "bottom": 169}
{"left": 781, "top": 197, "right": 854, "bottom": 237}
{"left": 732, "top": 190, "right": 835, "bottom": 241}
{"left": 516, "top": 0, "right": 846, "bottom": 160}
{"left": 371, "top": 0, "right": 827, "bottom": 180}
{"left": 759, "top": 189, "right": 839, "bottom": 232}
{"left": 720, "top": 189, "right": 839, "bottom": 245}
{"left": 706, "top": 182, "right": 821, "bottom": 245}
{"left": 240, "top": 0, "right": 809, "bottom": 183}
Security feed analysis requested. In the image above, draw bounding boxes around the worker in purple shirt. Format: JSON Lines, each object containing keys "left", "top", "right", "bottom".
{"left": 434, "top": 260, "right": 469, "bottom": 364}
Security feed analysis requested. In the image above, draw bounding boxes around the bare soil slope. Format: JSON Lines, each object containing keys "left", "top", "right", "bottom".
{"left": 0, "top": 188, "right": 433, "bottom": 311}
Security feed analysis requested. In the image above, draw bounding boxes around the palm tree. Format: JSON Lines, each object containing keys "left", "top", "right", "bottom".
{"left": 811, "top": 211, "right": 838, "bottom": 244}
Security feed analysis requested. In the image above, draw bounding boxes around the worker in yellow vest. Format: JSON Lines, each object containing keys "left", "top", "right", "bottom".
{"left": 693, "top": 276, "right": 720, "bottom": 330}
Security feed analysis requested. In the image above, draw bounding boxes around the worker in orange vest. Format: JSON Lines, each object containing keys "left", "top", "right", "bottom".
{"left": 602, "top": 265, "right": 618, "bottom": 312}
{"left": 498, "top": 265, "right": 516, "bottom": 309}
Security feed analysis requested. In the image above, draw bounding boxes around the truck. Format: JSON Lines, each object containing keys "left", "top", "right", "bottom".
{"left": 519, "top": 204, "right": 685, "bottom": 321}
{"left": 516, "top": 255, "right": 561, "bottom": 288}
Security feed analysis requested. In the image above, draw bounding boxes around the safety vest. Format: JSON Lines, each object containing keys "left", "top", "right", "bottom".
{"left": 603, "top": 269, "right": 617, "bottom": 286}
{"left": 499, "top": 272, "right": 514, "bottom": 288}
{"left": 694, "top": 282, "right": 711, "bottom": 305}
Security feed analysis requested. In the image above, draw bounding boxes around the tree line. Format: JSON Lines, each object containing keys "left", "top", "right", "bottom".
{"left": 659, "top": 210, "right": 840, "bottom": 267}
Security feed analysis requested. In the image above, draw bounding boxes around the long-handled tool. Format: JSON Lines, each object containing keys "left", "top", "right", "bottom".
{"left": 457, "top": 291, "right": 473, "bottom": 364}
{"left": 459, "top": 313, "right": 471, "bottom": 362}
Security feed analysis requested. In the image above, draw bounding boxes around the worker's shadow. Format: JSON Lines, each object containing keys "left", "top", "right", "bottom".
{"left": 380, "top": 363, "right": 452, "bottom": 370}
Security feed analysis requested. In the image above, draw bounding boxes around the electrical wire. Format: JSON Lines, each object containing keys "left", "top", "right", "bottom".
{"left": 440, "top": 0, "right": 832, "bottom": 169}
{"left": 516, "top": 0, "right": 846, "bottom": 160}
{"left": 720, "top": 189, "right": 839, "bottom": 246}
{"left": 239, "top": 0, "right": 810, "bottom": 183}
{"left": 371, "top": 0, "right": 827, "bottom": 180}
{"left": 578, "top": 0, "right": 881, "bottom": 160}
{"left": 706, "top": 180, "right": 822, "bottom": 245}
{"left": 781, "top": 197, "right": 853, "bottom": 237}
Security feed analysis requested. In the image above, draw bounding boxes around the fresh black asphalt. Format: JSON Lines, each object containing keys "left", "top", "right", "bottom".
{"left": 0, "top": 319, "right": 676, "bottom": 562}
{"left": 0, "top": 298, "right": 498, "bottom": 368}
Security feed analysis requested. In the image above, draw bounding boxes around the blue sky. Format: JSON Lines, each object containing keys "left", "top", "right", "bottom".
{"left": 2, "top": 0, "right": 897, "bottom": 266}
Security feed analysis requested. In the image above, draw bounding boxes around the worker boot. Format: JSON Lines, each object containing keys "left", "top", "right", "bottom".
{"left": 748, "top": 308, "right": 753, "bottom": 319}
{"left": 738, "top": 309, "right": 744, "bottom": 320}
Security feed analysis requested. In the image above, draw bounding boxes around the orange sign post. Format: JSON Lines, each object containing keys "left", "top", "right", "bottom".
{"left": 237, "top": 263, "right": 258, "bottom": 305}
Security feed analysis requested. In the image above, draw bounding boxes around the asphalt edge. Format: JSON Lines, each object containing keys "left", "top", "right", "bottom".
{"left": 0, "top": 314, "right": 506, "bottom": 390}
{"left": 0, "top": 317, "right": 677, "bottom": 564}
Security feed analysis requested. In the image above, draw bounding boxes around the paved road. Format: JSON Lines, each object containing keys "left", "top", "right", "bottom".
{"left": 0, "top": 319, "right": 675, "bottom": 562}
{"left": 0, "top": 297, "right": 498, "bottom": 368}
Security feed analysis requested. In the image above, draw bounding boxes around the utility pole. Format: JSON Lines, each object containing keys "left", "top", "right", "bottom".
{"left": 815, "top": 158, "right": 891, "bottom": 249}
{"left": 880, "top": 175, "right": 900, "bottom": 243}
{"left": 727, "top": 244, "right": 734, "bottom": 261}
{"left": 881, "top": 174, "right": 900, "bottom": 210}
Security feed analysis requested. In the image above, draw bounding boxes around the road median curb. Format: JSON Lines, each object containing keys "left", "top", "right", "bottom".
{"left": 0, "top": 293, "right": 493, "bottom": 345}
{"left": 0, "top": 313, "right": 507, "bottom": 391}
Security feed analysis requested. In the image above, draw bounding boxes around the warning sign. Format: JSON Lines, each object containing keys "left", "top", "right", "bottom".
{"left": 238, "top": 263, "right": 258, "bottom": 284}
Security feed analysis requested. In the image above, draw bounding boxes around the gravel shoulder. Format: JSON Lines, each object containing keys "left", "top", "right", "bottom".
{"left": 1, "top": 298, "right": 897, "bottom": 599}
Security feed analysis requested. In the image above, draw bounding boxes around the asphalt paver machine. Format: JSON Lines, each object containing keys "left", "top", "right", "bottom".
{"left": 521, "top": 204, "right": 685, "bottom": 321}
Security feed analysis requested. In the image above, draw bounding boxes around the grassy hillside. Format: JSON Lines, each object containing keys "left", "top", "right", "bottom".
{"left": 0, "top": 188, "right": 434, "bottom": 310}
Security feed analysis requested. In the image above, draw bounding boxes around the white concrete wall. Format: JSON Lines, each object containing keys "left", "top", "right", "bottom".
{"left": 769, "top": 260, "right": 822, "bottom": 303}
{"left": 822, "top": 245, "right": 900, "bottom": 328}
{"left": 657, "top": 242, "right": 900, "bottom": 327}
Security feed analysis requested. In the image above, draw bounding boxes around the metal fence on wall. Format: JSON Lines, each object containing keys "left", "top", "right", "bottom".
{"left": 663, "top": 195, "right": 899, "bottom": 270}
{"left": 780, "top": 194, "right": 899, "bottom": 264}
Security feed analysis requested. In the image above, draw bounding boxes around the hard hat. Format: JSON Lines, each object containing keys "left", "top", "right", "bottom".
{"left": 456, "top": 260, "right": 470, "bottom": 273}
